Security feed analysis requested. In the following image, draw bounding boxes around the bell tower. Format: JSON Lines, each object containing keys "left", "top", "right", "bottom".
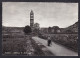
{"left": 30, "top": 10, "right": 34, "bottom": 28}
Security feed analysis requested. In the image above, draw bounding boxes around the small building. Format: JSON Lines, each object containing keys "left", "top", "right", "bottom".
{"left": 34, "top": 23, "right": 40, "bottom": 29}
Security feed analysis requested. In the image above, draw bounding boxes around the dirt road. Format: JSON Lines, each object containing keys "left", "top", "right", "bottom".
{"left": 32, "top": 36, "right": 78, "bottom": 56}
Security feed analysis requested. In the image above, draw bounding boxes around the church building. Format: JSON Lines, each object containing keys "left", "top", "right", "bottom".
{"left": 30, "top": 10, "right": 40, "bottom": 29}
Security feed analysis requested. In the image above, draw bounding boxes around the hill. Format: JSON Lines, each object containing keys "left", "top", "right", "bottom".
{"left": 60, "top": 22, "right": 78, "bottom": 33}
{"left": 66, "top": 22, "right": 78, "bottom": 32}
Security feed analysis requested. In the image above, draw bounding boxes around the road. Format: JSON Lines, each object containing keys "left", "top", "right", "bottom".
{"left": 32, "top": 36, "right": 78, "bottom": 56}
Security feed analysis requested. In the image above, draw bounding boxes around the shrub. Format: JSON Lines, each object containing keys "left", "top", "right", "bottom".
{"left": 23, "top": 25, "right": 32, "bottom": 35}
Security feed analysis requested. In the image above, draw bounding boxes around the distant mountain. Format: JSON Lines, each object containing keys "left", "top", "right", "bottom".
{"left": 67, "top": 22, "right": 78, "bottom": 32}
{"left": 60, "top": 22, "right": 78, "bottom": 33}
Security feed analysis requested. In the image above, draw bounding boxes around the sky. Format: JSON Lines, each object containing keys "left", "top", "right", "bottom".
{"left": 2, "top": 2, "right": 78, "bottom": 28}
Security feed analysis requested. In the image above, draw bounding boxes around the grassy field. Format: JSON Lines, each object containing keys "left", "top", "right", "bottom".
{"left": 2, "top": 27, "right": 54, "bottom": 56}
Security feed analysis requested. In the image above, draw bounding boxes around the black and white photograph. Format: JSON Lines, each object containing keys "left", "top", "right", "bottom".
{"left": 2, "top": 2, "right": 78, "bottom": 56}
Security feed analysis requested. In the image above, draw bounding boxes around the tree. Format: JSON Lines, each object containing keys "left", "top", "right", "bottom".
{"left": 48, "top": 27, "right": 52, "bottom": 33}
{"left": 52, "top": 26, "right": 59, "bottom": 34}
{"left": 23, "top": 25, "right": 32, "bottom": 35}
{"left": 33, "top": 28, "right": 40, "bottom": 35}
{"left": 65, "top": 30, "right": 73, "bottom": 34}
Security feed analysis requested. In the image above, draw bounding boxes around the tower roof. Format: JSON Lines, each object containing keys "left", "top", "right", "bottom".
{"left": 30, "top": 10, "right": 33, "bottom": 14}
